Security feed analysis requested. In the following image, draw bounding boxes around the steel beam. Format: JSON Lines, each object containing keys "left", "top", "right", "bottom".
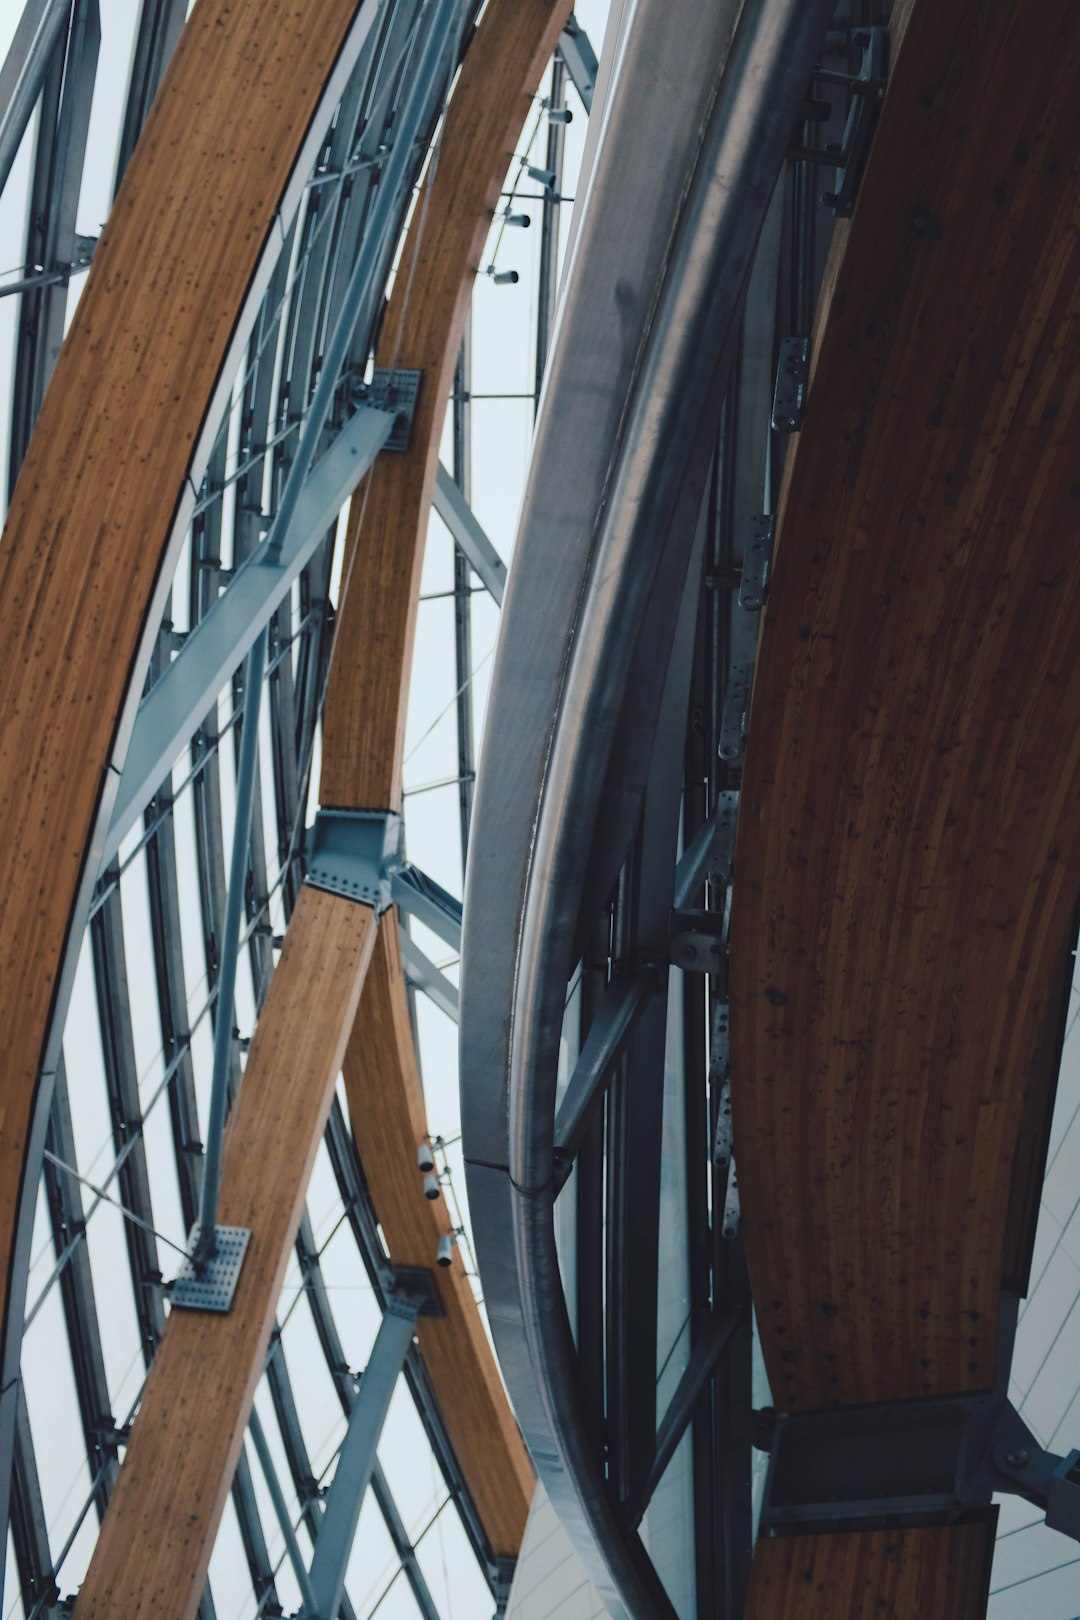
{"left": 301, "top": 1287, "right": 430, "bottom": 1620}
{"left": 102, "top": 404, "right": 394, "bottom": 871}
{"left": 434, "top": 462, "right": 506, "bottom": 605}
{"left": 0, "top": 0, "right": 70, "bottom": 196}
{"left": 400, "top": 929, "right": 459, "bottom": 1022}
{"left": 557, "top": 16, "right": 597, "bottom": 113}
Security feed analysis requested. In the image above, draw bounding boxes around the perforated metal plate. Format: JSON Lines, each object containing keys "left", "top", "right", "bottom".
{"left": 170, "top": 1224, "right": 251, "bottom": 1312}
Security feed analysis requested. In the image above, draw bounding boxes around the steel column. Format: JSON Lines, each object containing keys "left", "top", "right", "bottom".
{"left": 301, "top": 1299, "right": 420, "bottom": 1620}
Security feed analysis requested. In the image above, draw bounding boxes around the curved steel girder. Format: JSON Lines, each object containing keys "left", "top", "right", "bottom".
{"left": 460, "top": 1, "right": 836, "bottom": 1615}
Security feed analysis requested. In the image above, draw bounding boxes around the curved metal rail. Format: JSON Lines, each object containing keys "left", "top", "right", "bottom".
{"left": 460, "top": 2, "right": 835, "bottom": 1615}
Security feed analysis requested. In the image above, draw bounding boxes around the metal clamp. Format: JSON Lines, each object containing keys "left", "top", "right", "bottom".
{"left": 363, "top": 368, "right": 422, "bottom": 451}
{"left": 771, "top": 336, "right": 809, "bottom": 433}
{"left": 719, "top": 664, "right": 753, "bottom": 763}
{"left": 305, "top": 808, "right": 404, "bottom": 912}
{"left": 739, "top": 513, "right": 775, "bottom": 611}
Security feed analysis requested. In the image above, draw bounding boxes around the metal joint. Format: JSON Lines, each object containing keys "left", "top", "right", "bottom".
{"left": 771, "top": 335, "right": 809, "bottom": 432}
{"left": 385, "top": 1266, "right": 444, "bottom": 1320}
{"left": 670, "top": 908, "right": 726, "bottom": 976}
{"left": 360, "top": 368, "right": 422, "bottom": 451}
{"left": 760, "top": 1358, "right": 1080, "bottom": 1543}
{"left": 719, "top": 664, "right": 753, "bottom": 762}
{"left": 739, "top": 513, "right": 775, "bottom": 611}
{"left": 710, "top": 789, "right": 739, "bottom": 883}
{"left": 811, "top": 26, "right": 888, "bottom": 216}
{"left": 170, "top": 1224, "right": 251, "bottom": 1312}
{"left": 305, "top": 808, "right": 404, "bottom": 912}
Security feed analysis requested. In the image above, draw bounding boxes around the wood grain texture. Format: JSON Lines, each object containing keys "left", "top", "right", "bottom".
{"left": 745, "top": 1520, "right": 995, "bottom": 1620}
{"left": 317, "top": 0, "right": 568, "bottom": 1558}
{"left": 729, "top": 0, "right": 1080, "bottom": 1409}
{"left": 320, "top": 0, "right": 573, "bottom": 810}
{"left": 343, "top": 926, "right": 534, "bottom": 1555}
{"left": 73, "top": 887, "right": 376, "bottom": 1620}
{"left": 0, "top": 0, "right": 364, "bottom": 1380}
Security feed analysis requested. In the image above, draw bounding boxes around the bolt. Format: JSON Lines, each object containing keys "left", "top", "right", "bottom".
{"left": 1005, "top": 1448, "right": 1030, "bottom": 1470}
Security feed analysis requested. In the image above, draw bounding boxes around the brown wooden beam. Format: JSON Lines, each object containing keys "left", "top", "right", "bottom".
{"left": 342, "top": 925, "right": 535, "bottom": 1556}
{"left": 320, "top": 0, "right": 573, "bottom": 810}
{"left": 317, "top": 0, "right": 576, "bottom": 1561}
{"left": 73, "top": 886, "right": 376, "bottom": 1620}
{"left": 745, "top": 1519, "right": 996, "bottom": 1620}
{"left": 0, "top": 0, "right": 368, "bottom": 1415}
{"left": 729, "top": 0, "right": 1080, "bottom": 1410}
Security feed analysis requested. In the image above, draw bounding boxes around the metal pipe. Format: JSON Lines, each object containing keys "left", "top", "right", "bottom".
{"left": 194, "top": 625, "right": 267, "bottom": 1265}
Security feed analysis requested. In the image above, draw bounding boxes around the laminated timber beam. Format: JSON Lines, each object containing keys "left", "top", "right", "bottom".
{"left": 70, "top": 0, "right": 565, "bottom": 1601}
{"left": 0, "top": 0, "right": 379, "bottom": 1536}
{"left": 744, "top": 1520, "right": 995, "bottom": 1620}
{"left": 341, "top": 925, "right": 535, "bottom": 1557}
{"left": 315, "top": 0, "right": 578, "bottom": 1562}
{"left": 730, "top": 0, "right": 1080, "bottom": 1419}
{"left": 73, "top": 885, "right": 376, "bottom": 1620}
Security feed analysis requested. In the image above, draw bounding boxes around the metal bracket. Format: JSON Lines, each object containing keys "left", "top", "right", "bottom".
{"left": 363, "top": 368, "right": 422, "bottom": 451}
{"left": 386, "top": 1265, "right": 444, "bottom": 1320}
{"left": 711, "top": 1004, "right": 733, "bottom": 1171}
{"left": 710, "top": 789, "right": 739, "bottom": 884}
{"left": 670, "top": 908, "right": 726, "bottom": 975}
{"left": 757, "top": 1296, "right": 1080, "bottom": 1542}
{"left": 719, "top": 664, "right": 753, "bottom": 762}
{"left": 305, "top": 809, "right": 404, "bottom": 912}
{"left": 739, "top": 514, "right": 775, "bottom": 612}
{"left": 814, "top": 27, "right": 888, "bottom": 217}
{"left": 170, "top": 1224, "right": 251, "bottom": 1312}
{"left": 771, "top": 336, "right": 809, "bottom": 433}
{"left": 721, "top": 1157, "right": 740, "bottom": 1239}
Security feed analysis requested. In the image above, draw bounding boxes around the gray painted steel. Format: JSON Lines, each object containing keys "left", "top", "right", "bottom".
{"left": 301, "top": 1299, "right": 420, "bottom": 1620}
{"left": 102, "top": 405, "right": 395, "bottom": 870}
{"left": 434, "top": 463, "right": 506, "bottom": 604}
{"left": 400, "top": 930, "right": 459, "bottom": 1023}
{"left": 194, "top": 626, "right": 267, "bottom": 1267}
{"left": 459, "top": 1, "right": 836, "bottom": 1615}
{"left": 0, "top": 0, "right": 70, "bottom": 198}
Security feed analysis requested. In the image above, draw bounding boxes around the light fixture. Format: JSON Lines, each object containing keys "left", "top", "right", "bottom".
{"left": 423, "top": 1173, "right": 441, "bottom": 1201}
{"left": 417, "top": 1141, "right": 435, "bottom": 1172}
{"left": 436, "top": 1233, "right": 455, "bottom": 1268}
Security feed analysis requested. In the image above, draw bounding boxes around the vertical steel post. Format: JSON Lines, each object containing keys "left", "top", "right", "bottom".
{"left": 194, "top": 625, "right": 267, "bottom": 1267}
{"left": 301, "top": 1298, "right": 421, "bottom": 1619}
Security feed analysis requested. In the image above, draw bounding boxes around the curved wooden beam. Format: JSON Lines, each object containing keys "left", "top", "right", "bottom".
{"left": 745, "top": 1519, "right": 995, "bottom": 1619}
{"left": 0, "top": 0, "right": 373, "bottom": 1456}
{"left": 342, "top": 926, "right": 535, "bottom": 1555}
{"left": 318, "top": 0, "right": 575, "bottom": 1558}
{"left": 730, "top": 0, "right": 1080, "bottom": 1412}
{"left": 320, "top": 0, "right": 572, "bottom": 808}
{"left": 74, "top": 887, "right": 376, "bottom": 1620}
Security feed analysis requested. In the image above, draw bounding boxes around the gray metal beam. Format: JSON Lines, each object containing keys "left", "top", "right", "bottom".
{"left": 400, "top": 929, "right": 459, "bottom": 1023}
{"left": 434, "top": 462, "right": 506, "bottom": 605}
{"left": 557, "top": 16, "right": 597, "bottom": 114}
{"left": 0, "top": 0, "right": 70, "bottom": 196}
{"left": 553, "top": 967, "right": 658, "bottom": 1167}
{"left": 391, "top": 866, "right": 462, "bottom": 952}
{"left": 102, "top": 404, "right": 394, "bottom": 871}
{"left": 301, "top": 1299, "right": 420, "bottom": 1620}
